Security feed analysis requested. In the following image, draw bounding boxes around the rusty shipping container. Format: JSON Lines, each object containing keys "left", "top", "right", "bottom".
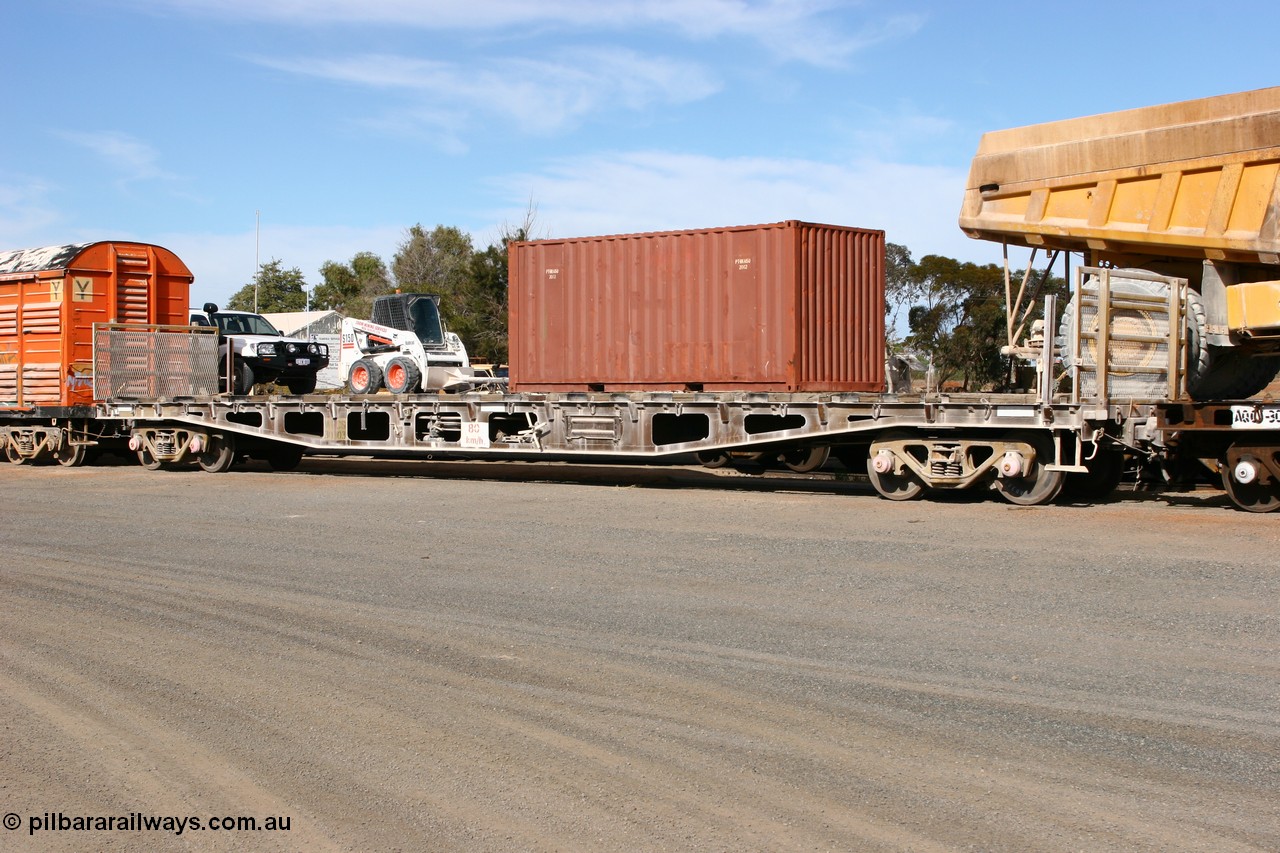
{"left": 509, "top": 221, "right": 885, "bottom": 392}
{"left": 0, "top": 242, "right": 193, "bottom": 409}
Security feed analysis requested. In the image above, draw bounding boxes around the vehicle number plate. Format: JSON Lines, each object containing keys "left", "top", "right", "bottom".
{"left": 1230, "top": 405, "right": 1280, "bottom": 429}
{"left": 296, "top": 358, "right": 309, "bottom": 365}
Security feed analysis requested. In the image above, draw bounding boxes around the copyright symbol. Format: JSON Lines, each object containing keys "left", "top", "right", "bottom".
{"left": 3, "top": 813, "right": 19, "bottom": 831}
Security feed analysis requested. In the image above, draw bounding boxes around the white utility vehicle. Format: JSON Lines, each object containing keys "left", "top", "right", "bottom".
{"left": 190, "top": 303, "right": 329, "bottom": 395}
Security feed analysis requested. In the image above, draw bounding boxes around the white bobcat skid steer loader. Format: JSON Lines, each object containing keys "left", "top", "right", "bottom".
{"left": 340, "top": 293, "right": 480, "bottom": 394}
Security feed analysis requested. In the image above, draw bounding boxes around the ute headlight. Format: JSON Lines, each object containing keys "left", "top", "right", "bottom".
{"left": 286, "top": 342, "right": 299, "bottom": 354}
{"left": 256, "top": 342, "right": 278, "bottom": 356}
{"left": 307, "top": 343, "right": 319, "bottom": 355}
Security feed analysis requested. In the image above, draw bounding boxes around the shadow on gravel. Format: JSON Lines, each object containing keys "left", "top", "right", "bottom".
{"left": 46, "top": 451, "right": 1238, "bottom": 510}
{"left": 211, "top": 455, "right": 1238, "bottom": 510}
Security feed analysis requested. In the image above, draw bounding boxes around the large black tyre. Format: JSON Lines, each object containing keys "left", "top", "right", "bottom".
{"left": 232, "top": 359, "right": 256, "bottom": 395}
{"left": 1060, "top": 272, "right": 1280, "bottom": 400}
{"left": 348, "top": 359, "right": 383, "bottom": 395}
{"left": 384, "top": 357, "right": 421, "bottom": 395}
{"left": 1188, "top": 348, "right": 1280, "bottom": 401}
{"left": 284, "top": 374, "right": 318, "bottom": 395}
{"left": 1059, "top": 272, "right": 1208, "bottom": 399}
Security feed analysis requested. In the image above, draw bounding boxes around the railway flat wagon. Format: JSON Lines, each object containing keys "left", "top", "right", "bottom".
{"left": 0, "top": 241, "right": 193, "bottom": 411}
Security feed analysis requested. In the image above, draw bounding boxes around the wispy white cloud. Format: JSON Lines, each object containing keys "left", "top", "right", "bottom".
{"left": 144, "top": 0, "right": 924, "bottom": 67}
{"left": 491, "top": 150, "right": 984, "bottom": 261}
{"left": 838, "top": 104, "right": 959, "bottom": 160}
{"left": 54, "top": 130, "right": 176, "bottom": 185}
{"left": 155, "top": 149, "right": 984, "bottom": 304}
{"left": 0, "top": 175, "right": 60, "bottom": 242}
{"left": 254, "top": 48, "right": 719, "bottom": 141}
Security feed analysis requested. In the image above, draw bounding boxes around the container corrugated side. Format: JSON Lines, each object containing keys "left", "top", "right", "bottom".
{"left": 509, "top": 221, "right": 884, "bottom": 392}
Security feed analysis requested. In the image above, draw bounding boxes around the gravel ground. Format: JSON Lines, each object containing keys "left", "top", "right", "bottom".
{"left": 1, "top": 458, "right": 1277, "bottom": 851}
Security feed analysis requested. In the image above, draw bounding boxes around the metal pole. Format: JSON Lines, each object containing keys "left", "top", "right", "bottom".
{"left": 254, "top": 210, "right": 260, "bottom": 313}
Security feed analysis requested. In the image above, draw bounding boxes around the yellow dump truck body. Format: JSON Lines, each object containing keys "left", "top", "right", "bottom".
{"left": 960, "top": 87, "right": 1280, "bottom": 265}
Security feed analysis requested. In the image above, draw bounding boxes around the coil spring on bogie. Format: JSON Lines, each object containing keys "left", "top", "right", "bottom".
{"left": 153, "top": 431, "right": 179, "bottom": 456}
{"left": 930, "top": 443, "right": 964, "bottom": 479}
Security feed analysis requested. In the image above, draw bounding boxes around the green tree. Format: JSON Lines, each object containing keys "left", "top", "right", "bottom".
{"left": 451, "top": 207, "right": 539, "bottom": 364}
{"left": 901, "top": 254, "right": 1008, "bottom": 391}
{"left": 883, "top": 242, "right": 916, "bottom": 349}
{"left": 225, "top": 259, "right": 307, "bottom": 313}
{"left": 391, "top": 225, "right": 474, "bottom": 315}
{"left": 312, "top": 251, "right": 392, "bottom": 319}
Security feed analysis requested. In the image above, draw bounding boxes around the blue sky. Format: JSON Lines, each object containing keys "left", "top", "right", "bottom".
{"left": 3, "top": 0, "right": 1277, "bottom": 307}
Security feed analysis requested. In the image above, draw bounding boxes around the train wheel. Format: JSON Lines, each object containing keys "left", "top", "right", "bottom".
{"left": 136, "top": 446, "right": 164, "bottom": 471}
{"left": 1220, "top": 450, "right": 1280, "bottom": 513}
{"left": 866, "top": 447, "right": 925, "bottom": 501}
{"left": 6, "top": 442, "right": 26, "bottom": 465}
{"left": 54, "top": 442, "right": 89, "bottom": 467}
{"left": 781, "top": 445, "right": 830, "bottom": 473}
{"left": 867, "top": 465, "right": 925, "bottom": 500}
{"left": 993, "top": 439, "right": 1064, "bottom": 506}
{"left": 696, "top": 450, "right": 730, "bottom": 469}
{"left": 197, "top": 435, "right": 237, "bottom": 473}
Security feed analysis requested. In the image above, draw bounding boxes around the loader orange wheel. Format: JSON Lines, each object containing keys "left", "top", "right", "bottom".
{"left": 348, "top": 359, "right": 383, "bottom": 395}
{"left": 384, "top": 357, "right": 421, "bottom": 395}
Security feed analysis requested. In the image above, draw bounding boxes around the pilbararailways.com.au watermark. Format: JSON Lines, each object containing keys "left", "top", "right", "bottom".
{"left": 5, "top": 811, "right": 292, "bottom": 836}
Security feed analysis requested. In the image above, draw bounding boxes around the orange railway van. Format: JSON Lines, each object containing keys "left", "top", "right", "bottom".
{"left": 0, "top": 241, "right": 192, "bottom": 410}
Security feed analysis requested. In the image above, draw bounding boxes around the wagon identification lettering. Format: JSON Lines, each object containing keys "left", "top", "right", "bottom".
{"left": 1231, "top": 405, "right": 1280, "bottom": 429}
{"left": 73, "top": 277, "right": 93, "bottom": 301}
{"left": 49, "top": 278, "right": 64, "bottom": 302}
{"left": 461, "top": 421, "right": 490, "bottom": 448}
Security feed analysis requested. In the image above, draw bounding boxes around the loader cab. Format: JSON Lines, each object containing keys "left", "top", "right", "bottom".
{"left": 370, "top": 293, "right": 446, "bottom": 348}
